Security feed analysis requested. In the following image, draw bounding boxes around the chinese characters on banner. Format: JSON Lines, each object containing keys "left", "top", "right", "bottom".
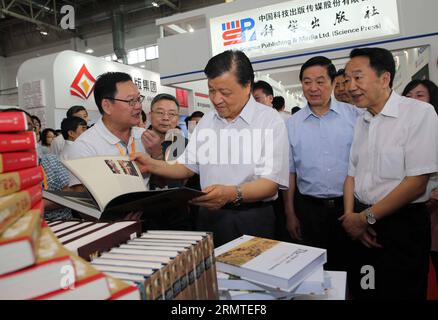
{"left": 210, "top": 0, "right": 399, "bottom": 58}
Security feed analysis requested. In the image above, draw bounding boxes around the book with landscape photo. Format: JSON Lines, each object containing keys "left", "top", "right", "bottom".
{"left": 214, "top": 235, "right": 327, "bottom": 292}
{"left": 43, "top": 156, "right": 204, "bottom": 220}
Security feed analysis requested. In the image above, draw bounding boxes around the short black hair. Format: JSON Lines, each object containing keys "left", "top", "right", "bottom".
{"left": 402, "top": 79, "right": 438, "bottom": 114}
{"left": 141, "top": 109, "right": 147, "bottom": 122}
{"left": 299, "top": 56, "right": 337, "bottom": 82}
{"left": 336, "top": 68, "right": 345, "bottom": 77}
{"left": 291, "top": 106, "right": 301, "bottom": 114}
{"left": 204, "top": 50, "right": 254, "bottom": 88}
{"left": 253, "top": 80, "right": 274, "bottom": 96}
{"left": 61, "top": 116, "right": 87, "bottom": 140}
{"left": 150, "top": 93, "right": 180, "bottom": 111}
{"left": 40, "top": 128, "right": 56, "bottom": 146}
{"left": 185, "top": 111, "right": 204, "bottom": 127}
{"left": 349, "top": 47, "right": 396, "bottom": 88}
{"left": 31, "top": 115, "right": 41, "bottom": 127}
{"left": 66, "top": 105, "right": 87, "bottom": 118}
{"left": 272, "top": 96, "right": 285, "bottom": 111}
{"left": 94, "top": 72, "right": 133, "bottom": 114}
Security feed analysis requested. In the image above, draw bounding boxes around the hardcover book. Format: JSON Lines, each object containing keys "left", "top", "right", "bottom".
{"left": 214, "top": 235, "right": 326, "bottom": 292}
{"left": 0, "top": 209, "right": 41, "bottom": 275}
{"left": 0, "top": 112, "right": 28, "bottom": 132}
{"left": 0, "top": 151, "right": 38, "bottom": 174}
{"left": 43, "top": 156, "right": 204, "bottom": 220}
{"left": 0, "top": 184, "right": 43, "bottom": 234}
{"left": 0, "top": 226, "right": 74, "bottom": 300}
{"left": 0, "top": 166, "right": 44, "bottom": 197}
{"left": 0, "top": 131, "right": 37, "bottom": 153}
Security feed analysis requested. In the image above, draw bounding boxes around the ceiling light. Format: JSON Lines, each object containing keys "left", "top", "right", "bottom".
{"left": 167, "top": 24, "right": 187, "bottom": 34}
{"left": 151, "top": 2, "right": 159, "bottom": 7}
{"left": 140, "top": 65, "right": 145, "bottom": 68}
{"left": 85, "top": 48, "right": 94, "bottom": 54}
{"left": 188, "top": 25, "right": 194, "bottom": 33}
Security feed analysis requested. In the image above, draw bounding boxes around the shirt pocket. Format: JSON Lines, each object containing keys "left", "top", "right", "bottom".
{"left": 378, "top": 147, "right": 405, "bottom": 180}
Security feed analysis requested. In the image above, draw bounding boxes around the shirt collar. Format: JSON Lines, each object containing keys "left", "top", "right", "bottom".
{"left": 363, "top": 91, "right": 399, "bottom": 123}
{"left": 214, "top": 95, "right": 254, "bottom": 125}
{"left": 95, "top": 117, "right": 133, "bottom": 145}
{"left": 303, "top": 99, "right": 339, "bottom": 120}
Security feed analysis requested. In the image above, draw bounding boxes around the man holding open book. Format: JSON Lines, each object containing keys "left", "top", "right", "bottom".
{"left": 131, "top": 50, "right": 289, "bottom": 247}
{"left": 64, "top": 72, "right": 150, "bottom": 190}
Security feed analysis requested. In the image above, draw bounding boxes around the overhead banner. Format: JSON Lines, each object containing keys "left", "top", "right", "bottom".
{"left": 210, "top": 0, "right": 400, "bottom": 58}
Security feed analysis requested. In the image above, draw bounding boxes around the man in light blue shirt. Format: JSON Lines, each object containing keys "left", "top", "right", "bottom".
{"left": 284, "top": 56, "right": 360, "bottom": 271}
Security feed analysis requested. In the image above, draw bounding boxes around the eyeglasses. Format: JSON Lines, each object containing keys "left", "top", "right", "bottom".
{"left": 152, "top": 110, "right": 179, "bottom": 118}
{"left": 104, "top": 95, "right": 145, "bottom": 107}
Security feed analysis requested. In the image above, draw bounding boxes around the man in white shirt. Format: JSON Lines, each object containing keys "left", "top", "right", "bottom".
{"left": 131, "top": 50, "right": 289, "bottom": 247}
{"left": 59, "top": 116, "right": 87, "bottom": 161}
{"left": 252, "top": 80, "right": 274, "bottom": 107}
{"left": 51, "top": 105, "right": 89, "bottom": 156}
{"left": 341, "top": 47, "right": 438, "bottom": 299}
{"left": 272, "top": 96, "right": 292, "bottom": 122}
{"left": 65, "top": 72, "right": 149, "bottom": 190}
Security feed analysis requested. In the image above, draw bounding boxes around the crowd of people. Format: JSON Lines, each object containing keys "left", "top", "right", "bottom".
{"left": 3, "top": 46, "right": 438, "bottom": 300}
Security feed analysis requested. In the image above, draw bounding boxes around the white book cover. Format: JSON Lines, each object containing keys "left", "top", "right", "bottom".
{"left": 214, "top": 235, "right": 326, "bottom": 292}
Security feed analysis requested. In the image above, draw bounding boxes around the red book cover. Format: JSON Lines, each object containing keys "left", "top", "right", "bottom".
{"left": 0, "top": 166, "right": 44, "bottom": 197}
{"left": 0, "top": 131, "right": 37, "bottom": 153}
{"left": 0, "top": 151, "right": 38, "bottom": 174}
{"left": 0, "top": 112, "right": 28, "bottom": 132}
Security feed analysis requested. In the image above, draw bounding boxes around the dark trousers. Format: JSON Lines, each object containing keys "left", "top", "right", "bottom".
{"left": 272, "top": 192, "right": 294, "bottom": 243}
{"left": 431, "top": 251, "right": 438, "bottom": 286}
{"left": 348, "top": 200, "right": 431, "bottom": 300}
{"left": 141, "top": 205, "right": 194, "bottom": 232}
{"left": 196, "top": 203, "right": 275, "bottom": 248}
{"left": 295, "top": 192, "right": 350, "bottom": 271}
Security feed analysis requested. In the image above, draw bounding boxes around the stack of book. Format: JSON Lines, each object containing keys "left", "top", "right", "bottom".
{"left": 0, "top": 111, "right": 44, "bottom": 236}
{"left": 0, "top": 218, "right": 141, "bottom": 300}
{"left": 85, "top": 230, "right": 219, "bottom": 300}
{"left": 214, "top": 235, "right": 328, "bottom": 300}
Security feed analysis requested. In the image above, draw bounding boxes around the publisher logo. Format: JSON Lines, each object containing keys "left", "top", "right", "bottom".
{"left": 70, "top": 64, "right": 96, "bottom": 100}
{"left": 222, "top": 18, "right": 256, "bottom": 46}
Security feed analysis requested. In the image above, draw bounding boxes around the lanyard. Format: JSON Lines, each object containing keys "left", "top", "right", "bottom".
{"left": 41, "top": 167, "right": 48, "bottom": 190}
{"left": 115, "top": 139, "right": 136, "bottom": 156}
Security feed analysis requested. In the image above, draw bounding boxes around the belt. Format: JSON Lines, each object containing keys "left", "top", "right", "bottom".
{"left": 222, "top": 201, "right": 274, "bottom": 211}
{"left": 300, "top": 194, "right": 343, "bottom": 209}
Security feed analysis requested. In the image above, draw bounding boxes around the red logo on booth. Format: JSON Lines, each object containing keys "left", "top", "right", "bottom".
{"left": 70, "top": 64, "right": 96, "bottom": 100}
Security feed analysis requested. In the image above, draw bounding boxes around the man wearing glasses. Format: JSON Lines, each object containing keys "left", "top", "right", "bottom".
{"left": 64, "top": 72, "right": 150, "bottom": 190}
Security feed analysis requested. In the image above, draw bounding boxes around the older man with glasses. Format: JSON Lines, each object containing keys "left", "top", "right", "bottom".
{"left": 64, "top": 71, "right": 150, "bottom": 191}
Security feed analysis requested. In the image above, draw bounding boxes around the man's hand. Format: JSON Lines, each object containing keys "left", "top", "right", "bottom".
{"left": 357, "top": 227, "right": 382, "bottom": 248}
{"left": 339, "top": 211, "right": 368, "bottom": 239}
{"left": 339, "top": 212, "right": 382, "bottom": 248}
{"left": 141, "top": 130, "right": 163, "bottom": 159}
{"left": 130, "top": 152, "right": 154, "bottom": 174}
{"left": 191, "top": 185, "right": 237, "bottom": 210}
{"left": 285, "top": 212, "right": 302, "bottom": 241}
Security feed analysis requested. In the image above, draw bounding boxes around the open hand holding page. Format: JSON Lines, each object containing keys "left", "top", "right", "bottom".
{"left": 43, "top": 156, "right": 203, "bottom": 220}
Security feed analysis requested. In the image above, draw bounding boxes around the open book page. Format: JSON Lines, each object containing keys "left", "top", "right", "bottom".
{"left": 62, "top": 156, "right": 147, "bottom": 211}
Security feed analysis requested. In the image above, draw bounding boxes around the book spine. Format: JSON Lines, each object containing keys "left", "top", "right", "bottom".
{"left": 0, "top": 166, "right": 44, "bottom": 197}
{"left": 0, "top": 112, "right": 28, "bottom": 132}
{"left": 0, "top": 151, "right": 38, "bottom": 174}
{"left": 0, "top": 131, "right": 37, "bottom": 152}
{"left": 0, "top": 184, "right": 43, "bottom": 234}
{"left": 74, "top": 223, "right": 141, "bottom": 262}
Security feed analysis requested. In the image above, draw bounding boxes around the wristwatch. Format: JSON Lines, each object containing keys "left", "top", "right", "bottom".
{"left": 363, "top": 207, "right": 376, "bottom": 225}
{"left": 232, "top": 185, "right": 243, "bottom": 207}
